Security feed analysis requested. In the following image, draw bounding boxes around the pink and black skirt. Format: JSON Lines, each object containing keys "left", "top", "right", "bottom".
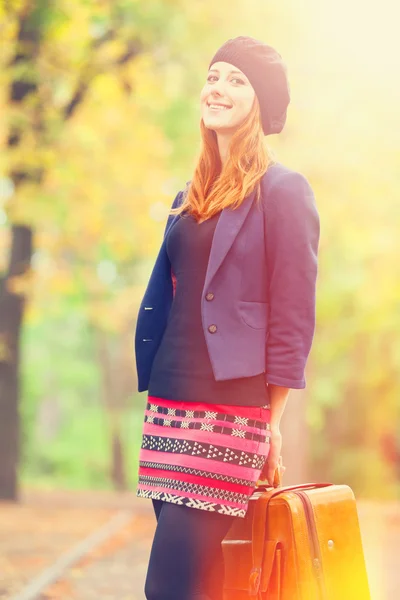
{"left": 135, "top": 395, "right": 271, "bottom": 518}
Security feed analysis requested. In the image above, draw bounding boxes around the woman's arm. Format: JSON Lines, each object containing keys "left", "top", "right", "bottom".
{"left": 262, "top": 384, "right": 289, "bottom": 486}
{"left": 268, "top": 384, "right": 290, "bottom": 429}
{"left": 260, "top": 171, "right": 319, "bottom": 485}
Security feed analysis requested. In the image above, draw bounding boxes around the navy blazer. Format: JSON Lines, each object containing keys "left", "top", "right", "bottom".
{"left": 134, "top": 162, "right": 320, "bottom": 392}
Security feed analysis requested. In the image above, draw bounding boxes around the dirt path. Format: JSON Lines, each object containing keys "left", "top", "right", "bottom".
{"left": 0, "top": 490, "right": 398, "bottom": 600}
{"left": 41, "top": 514, "right": 154, "bottom": 600}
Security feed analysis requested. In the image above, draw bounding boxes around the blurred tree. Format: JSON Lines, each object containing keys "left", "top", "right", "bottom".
{"left": 1, "top": 0, "right": 264, "bottom": 498}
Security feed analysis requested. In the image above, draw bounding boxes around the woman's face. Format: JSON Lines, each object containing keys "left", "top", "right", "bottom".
{"left": 200, "top": 61, "right": 256, "bottom": 134}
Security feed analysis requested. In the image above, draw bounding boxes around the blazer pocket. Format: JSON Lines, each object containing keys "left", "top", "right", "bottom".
{"left": 238, "top": 300, "right": 268, "bottom": 330}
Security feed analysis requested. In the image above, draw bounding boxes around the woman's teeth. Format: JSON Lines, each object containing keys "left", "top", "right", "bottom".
{"left": 208, "top": 104, "right": 231, "bottom": 110}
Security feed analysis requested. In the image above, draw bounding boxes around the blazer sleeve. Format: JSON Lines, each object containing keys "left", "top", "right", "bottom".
{"left": 264, "top": 171, "right": 320, "bottom": 389}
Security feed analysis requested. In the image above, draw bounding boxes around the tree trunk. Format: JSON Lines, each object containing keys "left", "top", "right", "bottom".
{"left": 111, "top": 429, "right": 126, "bottom": 491}
{"left": 96, "top": 331, "right": 128, "bottom": 491}
{"left": 0, "top": 225, "right": 32, "bottom": 500}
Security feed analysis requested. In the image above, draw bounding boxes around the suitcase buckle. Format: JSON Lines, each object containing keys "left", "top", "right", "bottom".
{"left": 249, "top": 567, "right": 261, "bottom": 595}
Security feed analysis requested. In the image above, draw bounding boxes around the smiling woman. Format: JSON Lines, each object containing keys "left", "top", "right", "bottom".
{"left": 134, "top": 35, "right": 319, "bottom": 600}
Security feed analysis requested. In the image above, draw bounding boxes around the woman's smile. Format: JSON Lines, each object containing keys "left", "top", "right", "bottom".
{"left": 208, "top": 104, "right": 232, "bottom": 111}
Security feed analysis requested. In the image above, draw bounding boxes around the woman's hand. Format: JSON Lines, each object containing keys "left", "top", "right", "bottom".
{"left": 260, "top": 426, "right": 286, "bottom": 487}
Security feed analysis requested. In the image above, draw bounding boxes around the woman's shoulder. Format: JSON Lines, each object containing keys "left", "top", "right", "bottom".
{"left": 260, "top": 162, "right": 317, "bottom": 214}
{"left": 262, "top": 161, "right": 313, "bottom": 193}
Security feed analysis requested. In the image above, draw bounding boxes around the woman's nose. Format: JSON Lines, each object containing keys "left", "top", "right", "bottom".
{"left": 210, "top": 78, "right": 228, "bottom": 96}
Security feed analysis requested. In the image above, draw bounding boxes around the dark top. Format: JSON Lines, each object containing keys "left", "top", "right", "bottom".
{"left": 147, "top": 211, "right": 269, "bottom": 406}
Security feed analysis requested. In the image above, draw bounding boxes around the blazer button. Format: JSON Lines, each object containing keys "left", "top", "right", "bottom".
{"left": 208, "top": 324, "right": 217, "bottom": 333}
{"left": 205, "top": 292, "right": 214, "bottom": 301}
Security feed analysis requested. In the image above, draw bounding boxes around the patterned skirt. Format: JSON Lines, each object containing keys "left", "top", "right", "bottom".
{"left": 135, "top": 395, "right": 271, "bottom": 518}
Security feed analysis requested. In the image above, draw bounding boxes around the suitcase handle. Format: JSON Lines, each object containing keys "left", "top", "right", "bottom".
{"left": 255, "top": 481, "right": 334, "bottom": 494}
{"left": 249, "top": 482, "right": 335, "bottom": 597}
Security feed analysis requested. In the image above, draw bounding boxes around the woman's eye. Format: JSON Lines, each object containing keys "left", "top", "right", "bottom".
{"left": 206, "top": 75, "right": 244, "bottom": 85}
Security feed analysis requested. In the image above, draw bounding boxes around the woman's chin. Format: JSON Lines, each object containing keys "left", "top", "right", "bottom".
{"left": 203, "top": 119, "right": 233, "bottom": 133}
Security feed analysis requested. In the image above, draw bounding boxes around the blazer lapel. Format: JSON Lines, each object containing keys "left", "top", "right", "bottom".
{"left": 204, "top": 187, "right": 256, "bottom": 290}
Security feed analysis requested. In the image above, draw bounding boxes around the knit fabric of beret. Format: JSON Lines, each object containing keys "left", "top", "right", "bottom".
{"left": 208, "top": 36, "right": 291, "bottom": 136}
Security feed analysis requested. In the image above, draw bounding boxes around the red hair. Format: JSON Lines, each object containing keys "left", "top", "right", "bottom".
{"left": 169, "top": 95, "right": 275, "bottom": 221}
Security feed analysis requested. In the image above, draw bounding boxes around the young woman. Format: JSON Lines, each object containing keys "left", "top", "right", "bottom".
{"left": 134, "top": 35, "right": 320, "bottom": 600}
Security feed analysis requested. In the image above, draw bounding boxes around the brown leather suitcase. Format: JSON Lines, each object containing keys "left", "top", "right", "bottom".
{"left": 222, "top": 476, "right": 371, "bottom": 600}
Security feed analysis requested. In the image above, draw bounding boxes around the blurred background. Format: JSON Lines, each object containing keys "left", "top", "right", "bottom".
{"left": 0, "top": 0, "right": 399, "bottom": 596}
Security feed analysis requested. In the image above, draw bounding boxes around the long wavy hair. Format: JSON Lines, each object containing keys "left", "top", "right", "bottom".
{"left": 169, "top": 95, "right": 275, "bottom": 221}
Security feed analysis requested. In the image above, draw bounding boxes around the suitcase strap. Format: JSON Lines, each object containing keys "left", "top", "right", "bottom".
{"left": 249, "top": 482, "right": 334, "bottom": 598}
